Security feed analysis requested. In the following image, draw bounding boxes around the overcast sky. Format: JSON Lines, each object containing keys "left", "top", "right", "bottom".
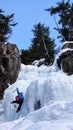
{"left": 0, "top": 0, "right": 72, "bottom": 50}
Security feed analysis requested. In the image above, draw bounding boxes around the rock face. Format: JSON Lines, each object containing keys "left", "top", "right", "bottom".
{"left": 57, "top": 41, "right": 73, "bottom": 75}
{"left": 0, "top": 42, "right": 21, "bottom": 99}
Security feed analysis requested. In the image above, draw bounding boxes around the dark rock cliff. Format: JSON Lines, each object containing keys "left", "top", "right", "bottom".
{"left": 0, "top": 42, "right": 21, "bottom": 99}
{"left": 57, "top": 41, "right": 73, "bottom": 75}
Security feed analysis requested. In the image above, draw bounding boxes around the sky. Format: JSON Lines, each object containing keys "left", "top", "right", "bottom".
{"left": 0, "top": 0, "right": 72, "bottom": 50}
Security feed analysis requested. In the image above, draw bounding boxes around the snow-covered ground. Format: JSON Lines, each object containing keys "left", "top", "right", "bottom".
{"left": 1, "top": 54, "right": 73, "bottom": 129}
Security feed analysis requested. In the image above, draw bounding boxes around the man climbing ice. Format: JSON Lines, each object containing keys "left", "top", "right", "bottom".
{"left": 11, "top": 88, "right": 24, "bottom": 113}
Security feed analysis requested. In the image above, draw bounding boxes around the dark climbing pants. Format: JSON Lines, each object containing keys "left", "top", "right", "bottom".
{"left": 11, "top": 99, "right": 23, "bottom": 112}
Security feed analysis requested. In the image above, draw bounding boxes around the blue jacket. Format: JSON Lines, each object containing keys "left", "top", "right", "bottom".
{"left": 16, "top": 88, "right": 24, "bottom": 99}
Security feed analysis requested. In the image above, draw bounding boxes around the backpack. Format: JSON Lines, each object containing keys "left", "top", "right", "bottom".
{"left": 15, "top": 95, "right": 20, "bottom": 101}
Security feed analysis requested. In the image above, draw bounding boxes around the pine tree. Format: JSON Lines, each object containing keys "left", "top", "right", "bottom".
{"left": 0, "top": 9, "right": 17, "bottom": 42}
{"left": 29, "top": 23, "right": 56, "bottom": 64}
{"left": 46, "top": 0, "right": 73, "bottom": 41}
{"left": 20, "top": 49, "right": 32, "bottom": 65}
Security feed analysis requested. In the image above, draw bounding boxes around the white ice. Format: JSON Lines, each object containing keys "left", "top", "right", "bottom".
{"left": 0, "top": 49, "right": 73, "bottom": 130}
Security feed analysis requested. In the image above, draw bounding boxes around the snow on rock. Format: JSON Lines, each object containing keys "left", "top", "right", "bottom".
{"left": 63, "top": 41, "right": 73, "bottom": 45}
{"left": 32, "top": 58, "right": 45, "bottom": 66}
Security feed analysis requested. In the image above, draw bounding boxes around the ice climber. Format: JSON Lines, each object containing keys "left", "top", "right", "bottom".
{"left": 11, "top": 88, "right": 24, "bottom": 113}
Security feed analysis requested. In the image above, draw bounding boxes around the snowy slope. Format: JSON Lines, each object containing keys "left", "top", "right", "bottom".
{"left": 0, "top": 57, "right": 73, "bottom": 129}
